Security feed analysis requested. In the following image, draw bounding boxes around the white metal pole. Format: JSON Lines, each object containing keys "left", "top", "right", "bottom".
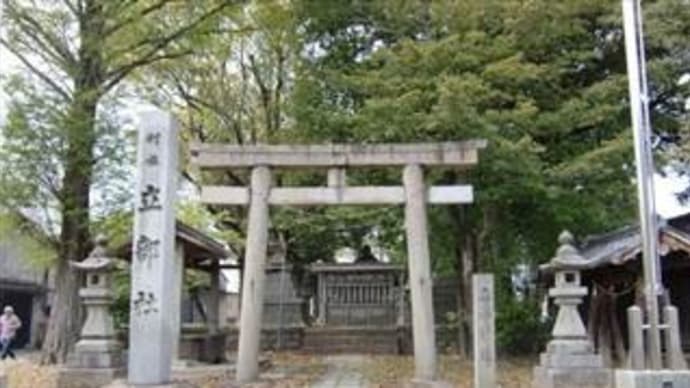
{"left": 621, "top": 0, "right": 662, "bottom": 369}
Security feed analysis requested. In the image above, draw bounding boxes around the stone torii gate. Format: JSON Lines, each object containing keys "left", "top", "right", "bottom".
{"left": 191, "top": 141, "right": 486, "bottom": 385}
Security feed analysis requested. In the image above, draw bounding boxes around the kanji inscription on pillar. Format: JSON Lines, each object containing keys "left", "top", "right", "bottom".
{"left": 128, "top": 111, "right": 178, "bottom": 385}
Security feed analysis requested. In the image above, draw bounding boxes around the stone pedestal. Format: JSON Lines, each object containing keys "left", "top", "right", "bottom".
{"left": 58, "top": 368, "right": 124, "bottom": 388}
{"left": 407, "top": 379, "right": 454, "bottom": 388}
{"left": 533, "top": 231, "right": 612, "bottom": 388}
{"left": 473, "top": 274, "right": 496, "bottom": 388}
{"left": 59, "top": 236, "right": 125, "bottom": 388}
{"left": 615, "top": 370, "right": 690, "bottom": 388}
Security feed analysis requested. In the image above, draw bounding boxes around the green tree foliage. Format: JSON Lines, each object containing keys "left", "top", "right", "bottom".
{"left": 290, "top": 0, "right": 689, "bottom": 352}
{"left": 134, "top": 1, "right": 298, "bottom": 266}
{"left": 0, "top": 0, "right": 235, "bottom": 363}
{"left": 291, "top": 0, "right": 689, "bottom": 270}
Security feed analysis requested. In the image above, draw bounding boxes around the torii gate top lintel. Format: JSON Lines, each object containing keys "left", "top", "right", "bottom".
{"left": 191, "top": 140, "right": 486, "bottom": 207}
{"left": 190, "top": 140, "right": 487, "bottom": 169}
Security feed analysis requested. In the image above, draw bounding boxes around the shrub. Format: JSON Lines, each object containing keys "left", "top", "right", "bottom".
{"left": 496, "top": 298, "right": 551, "bottom": 355}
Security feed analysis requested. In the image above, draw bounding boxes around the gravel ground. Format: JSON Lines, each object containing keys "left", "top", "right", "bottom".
{"left": 0, "top": 352, "right": 534, "bottom": 388}
{"left": 362, "top": 355, "right": 535, "bottom": 388}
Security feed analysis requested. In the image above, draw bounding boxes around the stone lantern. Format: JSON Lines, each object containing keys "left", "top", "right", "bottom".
{"left": 532, "top": 231, "right": 611, "bottom": 388}
{"left": 59, "top": 236, "right": 124, "bottom": 387}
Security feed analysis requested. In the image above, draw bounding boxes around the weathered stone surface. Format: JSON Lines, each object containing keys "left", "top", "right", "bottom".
{"left": 614, "top": 370, "right": 690, "bottom": 388}
{"left": 663, "top": 306, "right": 687, "bottom": 370}
{"left": 0, "top": 370, "right": 7, "bottom": 388}
{"left": 532, "top": 231, "right": 611, "bottom": 388}
{"left": 473, "top": 274, "right": 495, "bottom": 388}
{"left": 64, "top": 236, "right": 124, "bottom": 388}
{"left": 128, "top": 111, "right": 180, "bottom": 385}
{"left": 301, "top": 327, "right": 400, "bottom": 354}
{"left": 201, "top": 185, "right": 474, "bottom": 206}
{"left": 236, "top": 166, "right": 272, "bottom": 383}
{"left": 171, "top": 363, "right": 233, "bottom": 382}
{"left": 406, "top": 378, "right": 454, "bottom": 388}
{"left": 68, "top": 346, "right": 124, "bottom": 369}
{"left": 58, "top": 367, "right": 125, "bottom": 388}
{"left": 226, "top": 326, "right": 304, "bottom": 352}
{"left": 104, "top": 380, "right": 178, "bottom": 388}
{"left": 191, "top": 141, "right": 486, "bottom": 168}
{"left": 533, "top": 366, "right": 612, "bottom": 388}
{"left": 539, "top": 352, "right": 605, "bottom": 368}
{"left": 403, "top": 164, "right": 437, "bottom": 382}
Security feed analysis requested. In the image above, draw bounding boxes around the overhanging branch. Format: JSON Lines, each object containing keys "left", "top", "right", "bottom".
{"left": 103, "top": 0, "right": 175, "bottom": 38}
{"left": 5, "top": 2, "right": 78, "bottom": 69}
{"left": 102, "top": 50, "right": 192, "bottom": 93}
{"left": 0, "top": 37, "right": 72, "bottom": 101}
{"left": 103, "top": 1, "right": 233, "bottom": 93}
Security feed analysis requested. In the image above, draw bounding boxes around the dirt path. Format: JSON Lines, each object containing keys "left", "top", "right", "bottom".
{"left": 311, "top": 355, "right": 369, "bottom": 388}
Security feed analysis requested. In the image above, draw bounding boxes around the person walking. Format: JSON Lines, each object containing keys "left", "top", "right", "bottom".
{"left": 0, "top": 306, "right": 22, "bottom": 360}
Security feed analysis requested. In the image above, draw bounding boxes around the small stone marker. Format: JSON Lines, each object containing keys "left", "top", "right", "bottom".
{"left": 473, "top": 274, "right": 496, "bottom": 388}
{"left": 128, "top": 111, "right": 179, "bottom": 386}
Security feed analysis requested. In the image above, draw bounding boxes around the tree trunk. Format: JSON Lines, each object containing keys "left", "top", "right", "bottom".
{"left": 451, "top": 204, "right": 476, "bottom": 358}
{"left": 41, "top": 0, "right": 104, "bottom": 362}
{"left": 41, "top": 93, "right": 99, "bottom": 363}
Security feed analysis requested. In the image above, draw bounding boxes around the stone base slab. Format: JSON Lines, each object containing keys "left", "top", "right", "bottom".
{"left": 615, "top": 370, "right": 690, "bottom": 388}
{"left": 58, "top": 367, "right": 125, "bottom": 388}
{"left": 103, "top": 381, "right": 178, "bottom": 388}
{"left": 172, "top": 363, "right": 234, "bottom": 381}
{"left": 406, "top": 379, "right": 454, "bottom": 388}
{"left": 0, "top": 371, "right": 7, "bottom": 388}
{"left": 68, "top": 349, "right": 124, "bottom": 369}
{"left": 533, "top": 366, "right": 612, "bottom": 388}
{"left": 539, "top": 352, "right": 605, "bottom": 368}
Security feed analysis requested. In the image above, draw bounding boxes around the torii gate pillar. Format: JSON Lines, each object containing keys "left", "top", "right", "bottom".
{"left": 404, "top": 164, "right": 438, "bottom": 382}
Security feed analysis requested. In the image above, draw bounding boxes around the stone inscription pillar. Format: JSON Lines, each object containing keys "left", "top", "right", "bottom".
{"left": 236, "top": 166, "right": 272, "bottom": 383}
{"left": 403, "top": 164, "right": 438, "bottom": 382}
{"left": 128, "top": 111, "right": 179, "bottom": 386}
{"left": 473, "top": 274, "right": 496, "bottom": 388}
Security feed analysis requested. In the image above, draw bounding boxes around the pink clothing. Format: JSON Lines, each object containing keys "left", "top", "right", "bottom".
{"left": 0, "top": 314, "right": 21, "bottom": 340}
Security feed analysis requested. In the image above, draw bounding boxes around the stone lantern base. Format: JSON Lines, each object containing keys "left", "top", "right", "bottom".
{"left": 58, "top": 336, "right": 126, "bottom": 387}
{"left": 532, "top": 340, "right": 612, "bottom": 388}
{"left": 57, "top": 367, "right": 125, "bottom": 388}
{"left": 68, "top": 339, "right": 125, "bottom": 369}
{"left": 532, "top": 323, "right": 614, "bottom": 384}
{"left": 406, "top": 378, "right": 454, "bottom": 388}
{"left": 533, "top": 364, "right": 612, "bottom": 388}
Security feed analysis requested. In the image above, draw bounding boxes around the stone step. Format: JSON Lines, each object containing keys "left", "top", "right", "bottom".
{"left": 301, "top": 327, "right": 400, "bottom": 354}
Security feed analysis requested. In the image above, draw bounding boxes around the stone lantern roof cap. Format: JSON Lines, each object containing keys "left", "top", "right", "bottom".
{"left": 70, "top": 234, "right": 115, "bottom": 272}
{"left": 542, "top": 230, "right": 589, "bottom": 272}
